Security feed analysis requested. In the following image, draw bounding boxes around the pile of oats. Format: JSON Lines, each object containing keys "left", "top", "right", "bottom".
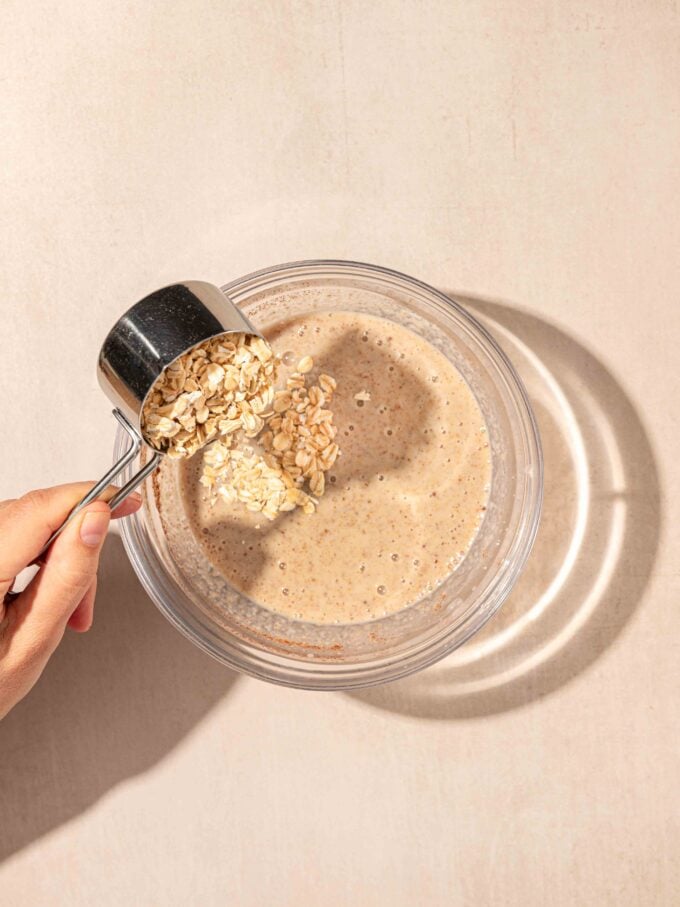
{"left": 201, "top": 444, "right": 316, "bottom": 521}
{"left": 141, "top": 333, "right": 276, "bottom": 459}
{"left": 200, "top": 358, "right": 340, "bottom": 520}
{"left": 142, "top": 333, "right": 339, "bottom": 520}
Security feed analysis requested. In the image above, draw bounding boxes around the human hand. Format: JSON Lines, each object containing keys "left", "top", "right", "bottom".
{"left": 0, "top": 483, "right": 142, "bottom": 719}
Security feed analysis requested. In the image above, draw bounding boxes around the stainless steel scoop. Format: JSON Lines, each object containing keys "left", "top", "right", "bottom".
{"left": 43, "top": 280, "right": 260, "bottom": 552}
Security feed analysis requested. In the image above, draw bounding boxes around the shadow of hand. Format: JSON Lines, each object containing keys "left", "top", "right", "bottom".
{"left": 0, "top": 534, "right": 237, "bottom": 862}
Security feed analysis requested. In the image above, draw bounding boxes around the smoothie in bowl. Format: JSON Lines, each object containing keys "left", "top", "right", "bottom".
{"left": 116, "top": 261, "right": 542, "bottom": 689}
{"left": 176, "top": 309, "right": 491, "bottom": 625}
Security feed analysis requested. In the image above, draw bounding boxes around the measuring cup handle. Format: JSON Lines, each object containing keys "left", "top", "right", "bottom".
{"left": 38, "top": 410, "right": 161, "bottom": 557}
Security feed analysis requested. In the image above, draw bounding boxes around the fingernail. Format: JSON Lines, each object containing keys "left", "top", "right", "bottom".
{"left": 80, "top": 510, "right": 110, "bottom": 547}
{"left": 129, "top": 492, "right": 143, "bottom": 506}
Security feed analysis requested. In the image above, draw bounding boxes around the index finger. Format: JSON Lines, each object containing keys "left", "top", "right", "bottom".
{"left": 0, "top": 483, "right": 141, "bottom": 582}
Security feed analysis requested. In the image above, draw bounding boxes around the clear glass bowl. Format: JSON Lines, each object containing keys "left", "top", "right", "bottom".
{"left": 115, "top": 261, "right": 542, "bottom": 689}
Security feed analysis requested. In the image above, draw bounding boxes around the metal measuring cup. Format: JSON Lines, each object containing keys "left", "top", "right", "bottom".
{"left": 43, "top": 280, "right": 261, "bottom": 552}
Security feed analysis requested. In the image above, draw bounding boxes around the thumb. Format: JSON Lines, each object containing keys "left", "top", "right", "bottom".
{"left": 9, "top": 502, "right": 111, "bottom": 662}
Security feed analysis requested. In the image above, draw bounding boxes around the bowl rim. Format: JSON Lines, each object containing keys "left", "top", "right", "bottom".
{"left": 118, "top": 259, "right": 543, "bottom": 689}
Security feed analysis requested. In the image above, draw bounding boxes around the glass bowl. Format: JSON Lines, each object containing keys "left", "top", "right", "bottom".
{"left": 114, "top": 260, "right": 542, "bottom": 689}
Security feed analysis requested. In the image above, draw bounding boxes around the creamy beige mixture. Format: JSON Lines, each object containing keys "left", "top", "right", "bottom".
{"left": 177, "top": 311, "right": 490, "bottom": 624}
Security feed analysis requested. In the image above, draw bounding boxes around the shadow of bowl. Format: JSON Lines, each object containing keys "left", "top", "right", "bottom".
{"left": 0, "top": 534, "right": 237, "bottom": 863}
{"left": 349, "top": 294, "right": 662, "bottom": 719}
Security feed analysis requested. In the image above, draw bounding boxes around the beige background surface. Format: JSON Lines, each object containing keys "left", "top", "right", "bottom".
{"left": 1, "top": 1, "right": 679, "bottom": 905}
